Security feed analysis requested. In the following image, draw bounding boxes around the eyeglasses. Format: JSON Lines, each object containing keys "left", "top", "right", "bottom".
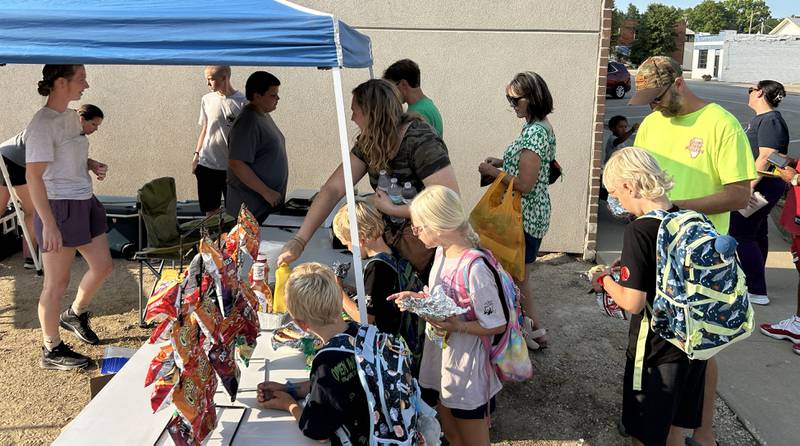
{"left": 410, "top": 224, "right": 425, "bottom": 236}
{"left": 748, "top": 87, "right": 760, "bottom": 94}
{"left": 650, "top": 84, "right": 672, "bottom": 105}
{"left": 506, "top": 95, "right": 524, "bottom": 107}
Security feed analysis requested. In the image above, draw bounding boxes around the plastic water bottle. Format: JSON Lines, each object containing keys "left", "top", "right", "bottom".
{"left": 387, "top": 178, "right": 405, "bottom": 224}
{"left": 401, "top": 182, "right": 417, "bottom": 205}
{"left": 377, "top": 170, "right": 390, "bottom": 193}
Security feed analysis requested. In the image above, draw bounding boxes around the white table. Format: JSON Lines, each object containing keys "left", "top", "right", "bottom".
{"left": 54, "top": 228, "right": 352, "bottom": 445}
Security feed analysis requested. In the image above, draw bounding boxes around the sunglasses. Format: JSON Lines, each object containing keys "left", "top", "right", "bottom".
{"left": 651, "top": 84, "right": 672, "bottom": 105}
{"left": 506, "top": 95, "right": 524, "bottom": 107}
{"left": 748, "top": 87, "right": 760, "bottom": 94}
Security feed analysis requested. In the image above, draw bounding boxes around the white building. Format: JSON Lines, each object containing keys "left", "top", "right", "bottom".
{"left": 691, "top": 30, "right": 800, "bottom": 83}
{"left": 770, "top": 17, "right": 800, "bottom": 36}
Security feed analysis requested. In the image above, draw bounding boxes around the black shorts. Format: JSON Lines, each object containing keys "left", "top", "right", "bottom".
{"left": 194, "top": 164, "right": 227, "bottom": 213}
{"left": 622, "top": 358, "right": 707, "bottom": 446}
{"left": 420, "top": 387, "right": 497, "bottom": 420}
{"left": 524, "top": 232, "right": 542, "bottom": 264}
{"left": 1, "top": 157, "right": 26, "bottom": 187}
{"left": 449, "top": 397, "right": 496, "bottom": 420}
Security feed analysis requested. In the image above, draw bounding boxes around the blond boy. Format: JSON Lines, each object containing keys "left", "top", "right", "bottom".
{"left": 257, "top": 263, "right": 369, "bottom": 444}
{"left": 332, "top": 200, "right": 404, "bottom": 335}
{"left": 593, "top": 147, "right": 707, "bottom": 446}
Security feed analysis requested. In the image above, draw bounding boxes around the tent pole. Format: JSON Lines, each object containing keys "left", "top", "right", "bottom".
{"left": 368, "top": 66, "right": 374, "bottom": 79}
{"left": 331, "top": 67, "right": 368, "bottom": 323}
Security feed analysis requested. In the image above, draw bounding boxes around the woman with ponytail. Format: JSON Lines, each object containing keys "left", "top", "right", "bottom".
{"left": 393, "top": 185, "right": 504, "bottom": 446}
{"left": 26, "top": 65, "right": 113, "bottom": 371}
{"left": 729, "top": 80, "right": 790, "bottom": 306}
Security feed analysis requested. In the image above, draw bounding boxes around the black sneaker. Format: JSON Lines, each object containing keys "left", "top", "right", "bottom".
{"left": 40, "top": 342, "right": 90, "bottom": 370}
{"left": 60, "top": 308, "right": 100, "bottom": 345}
{"left": 23, "top": 257, "right": 35, "bottom": 269}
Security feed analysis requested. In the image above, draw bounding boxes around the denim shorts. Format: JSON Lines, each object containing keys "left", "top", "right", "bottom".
{"left": 34, "top": 195, "right": 108, "bottom": 251}
{"left": 525, "top": 232, "right": 542, "bottom": 264}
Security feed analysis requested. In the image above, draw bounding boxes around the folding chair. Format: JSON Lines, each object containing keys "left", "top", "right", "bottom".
{"left": 133, "top": 177, "right": 233, "bottom": 326}
{"left": 0, "top": 155, "right": 42, "bottom": 274}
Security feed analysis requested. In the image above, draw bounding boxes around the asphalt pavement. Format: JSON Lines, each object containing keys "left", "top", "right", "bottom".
{"left": 597, "top": 80, "right": 800, "bottom": 446}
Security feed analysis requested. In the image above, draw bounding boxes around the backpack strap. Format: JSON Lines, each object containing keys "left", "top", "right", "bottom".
{"left": 632, "top": 310, "right": 650, "bottom": 391}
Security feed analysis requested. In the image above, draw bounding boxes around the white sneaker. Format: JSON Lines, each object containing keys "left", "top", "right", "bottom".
{"left": 748, "top": 292, "right": 770, "bottom": 305}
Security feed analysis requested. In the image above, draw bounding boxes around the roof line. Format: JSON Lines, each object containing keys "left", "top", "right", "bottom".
{"left": 353, "top": 26, "right": 599, "bottom": 35}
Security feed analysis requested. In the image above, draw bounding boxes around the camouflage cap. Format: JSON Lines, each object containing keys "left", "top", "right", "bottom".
{"left": 628, "top": 56, "right": 682, "bottom": 106}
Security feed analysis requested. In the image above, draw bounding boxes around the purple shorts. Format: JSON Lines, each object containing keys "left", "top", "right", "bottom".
{"left": 34, "top": 195, "right": 108, "bottom": 251}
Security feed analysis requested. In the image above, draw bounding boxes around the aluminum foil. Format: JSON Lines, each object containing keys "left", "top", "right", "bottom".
{"left": 332, "top": 261, "right": 351, "bottom": 280}
{"left": 396, "top": 285, "right": 468, "bottom": 320}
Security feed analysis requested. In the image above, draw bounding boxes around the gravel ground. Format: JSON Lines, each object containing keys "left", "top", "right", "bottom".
{"left": 0, "top": 252, "right": 758, "bottom": 445}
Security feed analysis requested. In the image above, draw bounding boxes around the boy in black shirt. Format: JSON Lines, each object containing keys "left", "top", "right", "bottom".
{"left": 592, "top": 147, "right": 707, "bottom": 446}
{"left": 332, "top": 201, "right": 403, "bottom": 334}
{"left": 257, "top": 263, "right": 370, "bottom": 445}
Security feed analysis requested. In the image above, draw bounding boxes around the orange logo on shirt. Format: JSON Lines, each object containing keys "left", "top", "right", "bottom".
{"left": 686, "top": 137, "right": 704, "bottom": 159}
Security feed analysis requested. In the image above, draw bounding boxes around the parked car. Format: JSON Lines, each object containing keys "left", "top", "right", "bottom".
{"left": 607, "top": 62, "right": 631, "bottom": 99}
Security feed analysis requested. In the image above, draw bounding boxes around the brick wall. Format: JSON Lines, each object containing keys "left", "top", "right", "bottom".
{"left": 583, "top": 0, "right": 614, "bottom": 261}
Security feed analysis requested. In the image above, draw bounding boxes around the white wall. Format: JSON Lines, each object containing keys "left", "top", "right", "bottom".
{"left": 720, "top": 38, "right": 800, "bottom": 83}
{"left": 691, "top": 47, "right": 723, "bottom": 79}
{"left": 0, "top": 0, "right": 604, "bottom": 254}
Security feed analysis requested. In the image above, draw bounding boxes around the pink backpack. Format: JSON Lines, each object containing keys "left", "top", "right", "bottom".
{"left": 450, "top": 249, "right": 533, "bottom": 382}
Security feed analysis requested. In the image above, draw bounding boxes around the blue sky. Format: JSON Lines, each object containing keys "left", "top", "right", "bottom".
{"left": 621, "top": 1, "right": 797, "bottom": 18}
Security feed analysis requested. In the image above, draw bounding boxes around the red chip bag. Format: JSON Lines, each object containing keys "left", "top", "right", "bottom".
{"left": 144, "top": 344, "right": 175, "bottom": 387}
{"left": 149, "top": 318, "right": 174, "bottom": 344}
{"left": 144, "top": 279, "right": 179, "bottom": 323}
{"left": 149, "top": 367, "right": 178, "bottom": 413}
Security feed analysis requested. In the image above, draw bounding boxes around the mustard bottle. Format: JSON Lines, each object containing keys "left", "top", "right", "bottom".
{"left": 272, "top": 263, "right": 291, "bottom": 313}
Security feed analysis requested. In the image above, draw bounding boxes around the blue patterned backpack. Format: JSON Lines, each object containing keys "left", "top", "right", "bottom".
{"left": 634, "top": 209, "right": 754, "bottom": 387}
{"left": 319, "top": 324, "right": 439, "bottom": 446}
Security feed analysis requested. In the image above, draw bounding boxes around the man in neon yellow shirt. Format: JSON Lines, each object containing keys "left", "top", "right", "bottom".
{"left": 629, "top": 56, "right": 755, "bottom": 446}
{"left": 383, "top": 59, "right": 444, "bottom": 137}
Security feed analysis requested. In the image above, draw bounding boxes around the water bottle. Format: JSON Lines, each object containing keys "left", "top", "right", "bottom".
{"left": 377, "top": 170, "right": 390, "bottom": 193}
{"left": 387, "top": 178, "right": 405, "bottom": 224}
{"left": 401, "top": 182, "right": 417, "bottom": 205}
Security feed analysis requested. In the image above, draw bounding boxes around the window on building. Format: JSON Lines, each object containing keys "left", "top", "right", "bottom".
{"left": 698, "top": 49, "right": 708, "bottom": 69}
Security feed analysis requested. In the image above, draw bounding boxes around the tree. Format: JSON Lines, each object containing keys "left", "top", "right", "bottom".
{"left": 687, "top": 0, "right": 733, "bottom": 33}
{"left": 611, "top": 6, "right": 624, "bottom": 47}
{"left": 630, "top": 4, "right": 682, "bottom": 64}
{"left": 625, "top": 3, "right": 641, "bottom": 20}
{"left": 724, "top": 0, "right": 771, "bottom": 33}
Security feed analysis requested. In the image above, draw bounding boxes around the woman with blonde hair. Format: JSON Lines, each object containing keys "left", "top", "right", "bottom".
{"left": 393, "top": 185, "right": 505, "bottom": 446}
{"left": 478, "top": 71, "right": 556, "bottom": 349}
{"left": 278, "top": 79, "right": 459, "bottom": 277}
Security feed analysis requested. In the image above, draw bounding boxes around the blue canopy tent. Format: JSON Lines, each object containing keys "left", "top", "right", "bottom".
{"left": 0, "top": 0, "right": 374, "bottom": 322}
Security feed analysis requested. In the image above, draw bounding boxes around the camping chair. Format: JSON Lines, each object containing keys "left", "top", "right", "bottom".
{"left": 133, "top": 177, "right": 233, "bottom": 327}
{"left": 0, "top": 156, "right": 41, "bottom": 274}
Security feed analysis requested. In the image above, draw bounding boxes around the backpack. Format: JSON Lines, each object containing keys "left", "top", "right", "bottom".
{"left": 318, "top": 324, "right": 439, "bottom": 446}
{"left": 635, "top": 209, "right": 754, "bottom": 388}
{"left": 364, "top": 252, "right": 426, "bottom": 375}
{"left": 453, "top": 249, "right": 533, "bottom": 382}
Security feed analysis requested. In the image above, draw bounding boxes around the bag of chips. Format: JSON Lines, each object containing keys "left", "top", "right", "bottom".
{"left": 145, "top": 344, "right": 175, "bottom": 387}
{"left": 144, "top": 278, "right": 180, "bottom": 324}
{"left": 149, "top": 366, "right": 178, "bottom": 413}
{"left": 208, "top": 339, "right": 240, "bottom": 401}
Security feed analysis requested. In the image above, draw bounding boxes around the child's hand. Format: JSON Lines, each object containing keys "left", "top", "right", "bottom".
{"left": 426, "top": 316, "right": 462, "bottom": 333}
{"left": 590, "top": 267, "right": 611, "bottom": 292}
{"left": 257, "top": 389, "right": 296, "bottom": 412}
{"left": 387, "top": 290, "right": 426, "bottom": 302}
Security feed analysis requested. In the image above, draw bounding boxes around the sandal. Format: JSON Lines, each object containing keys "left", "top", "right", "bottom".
{"left": 522, "top": 317, "right": 548, "bottom": 350}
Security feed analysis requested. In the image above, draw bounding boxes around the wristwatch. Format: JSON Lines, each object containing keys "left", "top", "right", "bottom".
{"left": 792, "top": 174, "right": 800, "bottom": 187}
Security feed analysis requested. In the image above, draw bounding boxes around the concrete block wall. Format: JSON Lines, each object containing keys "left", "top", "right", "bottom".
{"left": 721, "top": 39, "right": 800, "bottom": 84}
{"left": 0, "top": 1, "right": 605, "bottom": 255}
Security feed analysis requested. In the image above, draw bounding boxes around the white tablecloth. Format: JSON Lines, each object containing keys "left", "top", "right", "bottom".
{"left": 54, "top": 227, "right": 352, "bottom": 445}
